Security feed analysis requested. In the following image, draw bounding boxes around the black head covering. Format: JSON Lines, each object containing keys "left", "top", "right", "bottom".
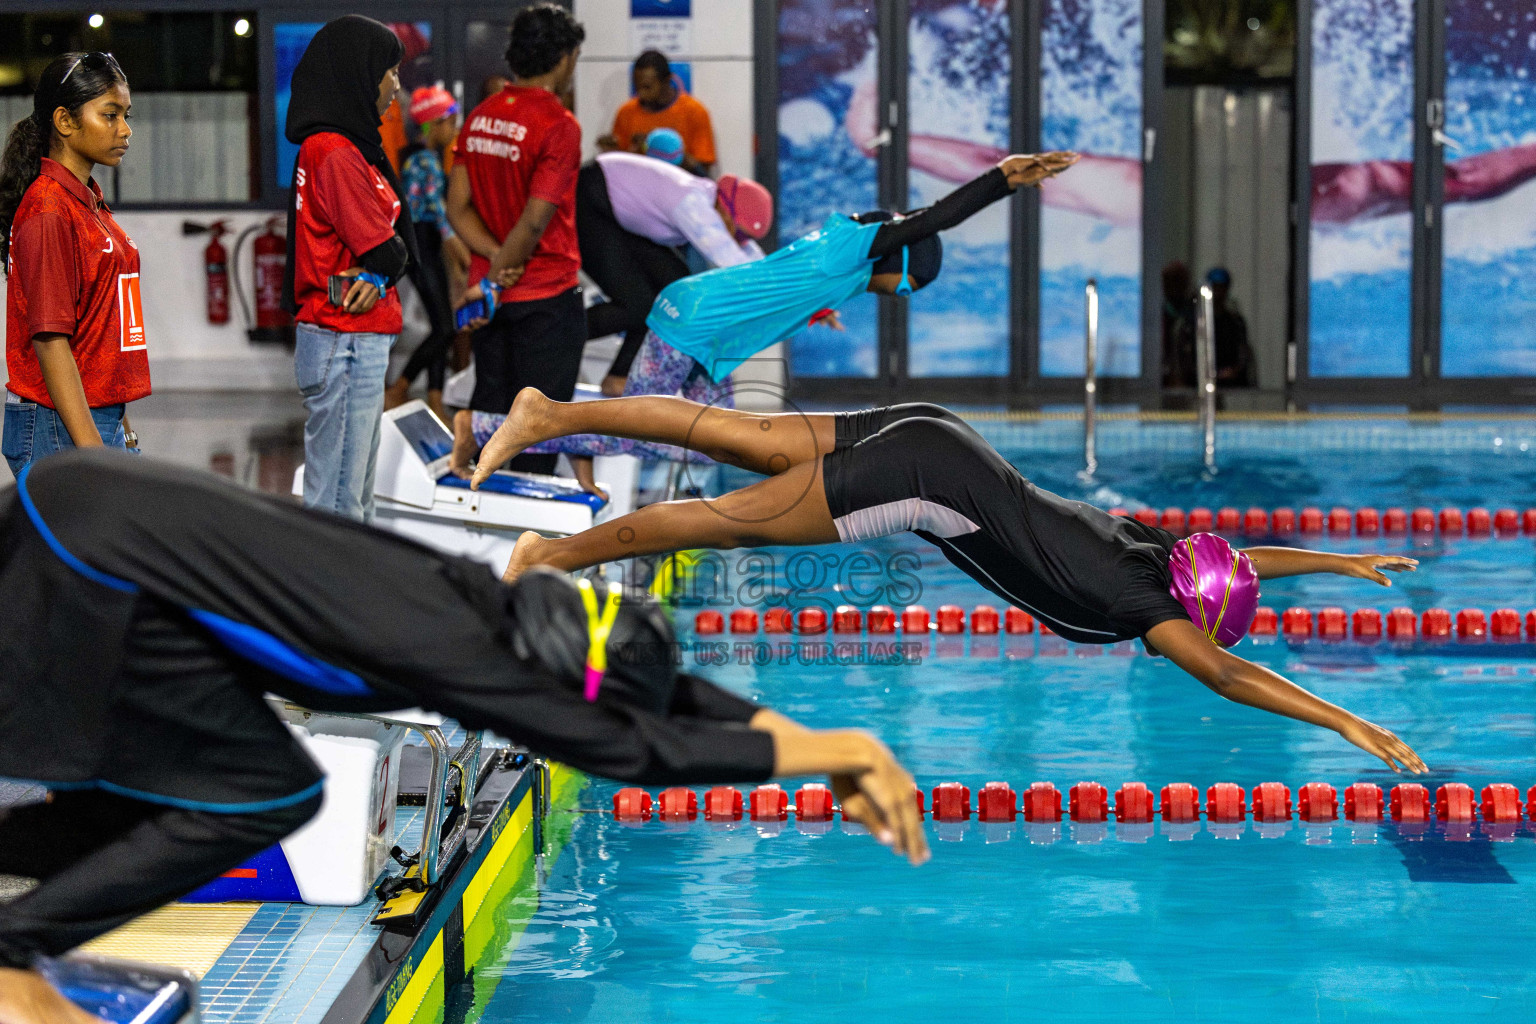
{"left": 282, "top": 16, "right": 419, "bottom": 312}
{"left": 507, "top": 571, "right": 682, "bottom": 717}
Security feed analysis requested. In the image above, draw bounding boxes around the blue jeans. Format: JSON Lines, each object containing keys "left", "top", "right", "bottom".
{"left": 295, "top": 323, "right": 395, "bottom": 523}
{"left": 3, "top": 393, "right": 128, "bottom": 479}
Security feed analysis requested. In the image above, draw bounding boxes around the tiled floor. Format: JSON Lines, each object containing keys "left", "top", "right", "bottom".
{"left": 195, "top": 806, "right": 425, "bottom": 1024}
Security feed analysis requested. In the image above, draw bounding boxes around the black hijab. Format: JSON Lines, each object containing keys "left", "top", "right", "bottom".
{"left": 282, "top": 15, "right": 419, "bottom": 312}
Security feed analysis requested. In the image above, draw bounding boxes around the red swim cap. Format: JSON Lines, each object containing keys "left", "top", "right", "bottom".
{"left": 716, "top": 175, "right": 774, "bottom": 240}
{"left": 408, "top": 86, "right": 458, "bottom": 126}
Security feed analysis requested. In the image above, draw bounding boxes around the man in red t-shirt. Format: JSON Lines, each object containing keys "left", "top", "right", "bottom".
{"left": 448, "top": 3, "right": 585, "bottom": 476}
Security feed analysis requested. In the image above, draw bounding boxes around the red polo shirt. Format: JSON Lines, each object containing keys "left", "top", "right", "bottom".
{"left": 291, "top": 132, "right": 404, "bottom": 334}
{"left": 6, "top": 158, "right": 151, "bottom": 408}
{"left": 454, "top": 85, "right": 581, "bottom": 302}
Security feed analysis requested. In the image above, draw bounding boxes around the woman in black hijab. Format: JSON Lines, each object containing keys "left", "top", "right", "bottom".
{"left": 282, "top": 16, "right": 420, "bottom": 523}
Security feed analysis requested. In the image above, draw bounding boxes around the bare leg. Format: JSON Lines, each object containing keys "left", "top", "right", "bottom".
{"left": 503, "top": 457, "right": 838, "bottom": 581}
{"left": 473, "top": 388, "right": 838, "bottom": 489}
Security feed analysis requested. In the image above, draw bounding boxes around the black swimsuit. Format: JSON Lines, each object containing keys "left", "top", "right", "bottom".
{"left": 820, "top": 404, "right": 1191, "bottom": 643}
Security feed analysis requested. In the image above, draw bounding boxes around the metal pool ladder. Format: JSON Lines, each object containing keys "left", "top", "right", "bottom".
{"left": 1195, "top": 284, "right": 1218, "bottom": 473}
{"left": 1081, "top": 279, "right": 1098, "bottom": 479}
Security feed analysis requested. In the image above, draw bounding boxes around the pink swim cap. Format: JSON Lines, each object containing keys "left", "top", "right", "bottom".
{"left": 1167, "top": 533, "right": 1260, "bottom": 647}
{"left": 716, "top": 175, "right": 774, "bottom": 240}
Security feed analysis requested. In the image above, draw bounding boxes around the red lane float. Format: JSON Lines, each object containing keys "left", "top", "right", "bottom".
{"left": 902, "top": 605, "right": 931, "bottom": 634}
{"left": 868, "top": 605, "right": 897, "bottom": 634}
{"left": 1434, "top": 783, "right": 1475, "bottom": 823}
{"left": 1005, "top": 607, "right": 1036, "bottom": 634}
{"left": 932, "top": 782, "right": 971, "bottom": 822}
{"left": 1270, "top": 508, "right": 1296, "bottom": 535}
{"left": 1494, "top": 508, "right": 1520, "bottom": 535}
{"left": 1160, "top": 783, "right": 1200, "bottom": 822}
{"left": 614, "top": 788, "right": 653, "bottom": 822}
{"left": 1386, "top": 607, "right": 1417, "bottom": 639}
{"left": 1022, "top": 782, "right": 1062, "bottom": 822}
{"left": 1205, "top": 782, "right": 1247, "bottom": 823}
{"left": 1243, "top": 507, "right": 1268, "bottom": 535}
{"left": 1466, "top": 508, "right": 1491, "bottom": 536}
{"left": 1456, "top": 608, "right": 1487, "bottom": 641}
{"left": 1161, "top": 508, "right": 1187, "bottom": 534}
{"left": 1070, "top": 782, "right": 1110, "bottom": 823}
{"left": 1526, "top": 509, "right": 1536, "bottom": 535}
{"left": 1481, "top": 784, "right": 1521, "bottom": 823}
{"left": 1528, "top": 611, "right": 1536, "bottom": 640}
{"left": 795, "top": 783, "right": 834, "bottom": 822}
{"left": 1327, "top": 507, "right": 1351, "bottom": 535}
{"left": 1217, "top": 508, "right": 1241, "bottom": 532}
{"left": 796, "top": 607, "right": 828, "bottom": 635}
{"left": 1390, "top": 783, "right": 1431, "bottom": 823}
{"left": 1383, "top": 508, "right": 1408, "bottom": 534}
{"left": 1439, "top": 508, "right": 1464, "bottom": 535}
{"left": 659, "top": 787, "right": 698, "bottom": 821}
{"left": 977, "top": 782, "right": 1018, "bottom": 822}
{"left": 1114, "top": 783, "right": 1155, "bottom": 823}
{"left": 833, "top": 606, "right": 862, "bottom": 634}
{"left": 1298, "top": 782, "right": 1338, "bottom": 822}
{"left": 1299, "top": 507, "right": 1324, "bottom": 534}
{"left": 1353, "top": 608, "right": 1383, "bottom": 642}
{"left": 750, "top": 784, "right": 788, "bottom": 821}
{"left": 935, "top": 604, "right": 965, "bottom": 634}
{"left": 971, "top": 605, "right": 1001, "bottom": 635}
{"left": 1355, "top": 508, "right": 1380, "bottom": 535}
{"left": 1344, "top": 783, "right": 1384, "bottom": 822}
{"left": 1188, "top": 508, "right": 1214, "bottom": 532}
{"left": 1283, "top": 607, "right": 1314, "bottom": 638}
{"left": 1410, "top": 507, "right": 1434, "bottom": 534}
{"left": 1491, "top": 608, "right": 1521, "bottom": 640}
{"left": 705, "top": 786, "right": 743, "bottom": 821}
{"left": 730, "top": 608, "right": 759, "bottom": 634}
{"left": 695, "top": 610, "right": 724, "bottom": 635}
{"left": 1421, "top": 608, "right": 1452, "bottom": 639}
{"left": 1251, "top": 782, "right": 1292, "bottom": 822}
{"left": 1249, "top": 607, "right": 1279, "bottom": 636}
{"left": 1134, "top": 508, "right": 1159, "bottom": 527}
{"left": 1317, "top": 607, "right": 1347, "bottom": 639}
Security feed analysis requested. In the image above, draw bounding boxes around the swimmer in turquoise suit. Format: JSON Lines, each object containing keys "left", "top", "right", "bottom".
{"left": 449, "top": 151, "right": 1080, "bottom": 478}
{"left": 477, "top": 393, "right": 1428, "bottom": 776}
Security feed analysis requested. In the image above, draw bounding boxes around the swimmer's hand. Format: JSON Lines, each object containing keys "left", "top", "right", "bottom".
{"left": 1337, "top": 715, "right": 1428, "bottom": 774}
{"left": 809, "top": 309, "right": 844, "bottom": 331}
{"left": 998, "top": 151, "right": 1079, "bottom": 189}
{"left": 1340, "top": 553, "right": 1419, "bottom": 587}
{"left": 454, "top": 284, "right": 491, "bottom": 331}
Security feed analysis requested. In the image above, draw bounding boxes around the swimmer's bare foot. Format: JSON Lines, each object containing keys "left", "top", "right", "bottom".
{"left": 502, "top": 530, "right": 550, "bottom": 583}
{"left": 471, "top": 388, "right": 559, "bottom": 490}
{"left": 0, "top": 968, "right": 104, "bottom": 1024}
{"left": 570, "top": 456, "right": 609, "bottom": 504}
{"left": 600, "top": 374, "right": 627, "bottom": 397}
{"left": 449, "top": 409, "right": 478, "bottom": 480}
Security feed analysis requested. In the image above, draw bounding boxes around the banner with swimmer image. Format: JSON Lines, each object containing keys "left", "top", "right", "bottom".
{"left": 1038, "top": 0, "right": 1144, "bottom": 378}
{"left": 1439, "top": 0, "right": 1536, "bottom": 377}
{"left": 1307, "top": 0, "right": 1414, "bottom": 378}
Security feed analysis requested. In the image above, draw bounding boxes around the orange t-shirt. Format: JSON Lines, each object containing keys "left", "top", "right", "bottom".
{"left": 611, "top": 89, "right": 717, "bottom": 166}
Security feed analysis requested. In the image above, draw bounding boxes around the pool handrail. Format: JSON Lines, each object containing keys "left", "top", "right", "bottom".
{"left": 1082, "top": 278, "right": 1099, "bottom": 478}
{"left": 1195, "top": 284, "right": 1217, "bottom": 473}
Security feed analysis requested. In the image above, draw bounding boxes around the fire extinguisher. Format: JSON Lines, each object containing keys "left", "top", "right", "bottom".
{"left": 203, "top": 220, "right": 230, "bottom": 324}
{"left": 253, "top": 216, "right": 290, "bottom": 331}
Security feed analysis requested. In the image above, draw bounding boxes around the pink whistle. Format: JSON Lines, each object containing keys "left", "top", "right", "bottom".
{"left": 584, "top": 665, "right": 604, "bottom": 702}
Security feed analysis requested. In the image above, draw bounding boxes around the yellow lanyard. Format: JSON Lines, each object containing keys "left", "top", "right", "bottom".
{"left": 578, "top": 578, "right": 623, "bottom": 701}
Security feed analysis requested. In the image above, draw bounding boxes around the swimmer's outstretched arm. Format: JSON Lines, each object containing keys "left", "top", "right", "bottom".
{"left": 1145, "top": 619, "right": 1428, "bottom": 773}
{"left": 1242, "top": 547, "right": 1418, "bottom": 586}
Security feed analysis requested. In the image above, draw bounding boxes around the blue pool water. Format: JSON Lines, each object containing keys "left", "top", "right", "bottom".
{"left": 478, "top": 418, "right": 1536, "bottom": 1022}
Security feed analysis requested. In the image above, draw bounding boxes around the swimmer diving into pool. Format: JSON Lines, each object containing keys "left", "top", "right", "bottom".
{"left": 477, "top": 392, "right": 1429, "bottom": 777}
{"left": 0, "top": 453, "right": 926, "bottom": 1024}
{"left": 448, "top": 151, "right": 1080, "bottom": 484}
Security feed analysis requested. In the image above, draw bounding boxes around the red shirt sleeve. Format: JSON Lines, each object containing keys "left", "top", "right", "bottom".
{"left": 528, "top": 116, "right": 581, "bottom": 205}
{"left": 13, "top": 211, "right": 80, "bottom": 338}
{"left": 311, "top": 144, "right": 397, "bottom": 257}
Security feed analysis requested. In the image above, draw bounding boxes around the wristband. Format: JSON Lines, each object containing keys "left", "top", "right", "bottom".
{"left": 357, "top": 271, "right": 390, "bottom": 293}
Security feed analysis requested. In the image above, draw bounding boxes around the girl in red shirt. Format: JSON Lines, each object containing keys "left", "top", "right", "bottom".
{"left": 0, "top": 51, "right": 148, "bottom": 479}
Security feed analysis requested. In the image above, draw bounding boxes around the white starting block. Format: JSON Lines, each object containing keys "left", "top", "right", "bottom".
{"left": 293, "top": 402, "right": 609, "bottom": 573}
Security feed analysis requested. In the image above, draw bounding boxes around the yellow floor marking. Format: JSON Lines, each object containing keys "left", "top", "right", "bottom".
{"left": 78, "top": 903, "right": 258, "bottom": 977}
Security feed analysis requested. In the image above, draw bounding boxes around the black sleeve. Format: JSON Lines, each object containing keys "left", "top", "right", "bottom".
{"left": 359, "top": 234, "right": 410, "bottom": 285}
{"left": 867, "top": 167, "right": 1013, "bottom": 259}
{"left": 669, "top": 673, "right": 762, "bottom": 723}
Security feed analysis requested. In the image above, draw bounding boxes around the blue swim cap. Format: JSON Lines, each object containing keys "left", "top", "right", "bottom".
{"left": 645, "top": 127, "right": 685, "bottom": 165}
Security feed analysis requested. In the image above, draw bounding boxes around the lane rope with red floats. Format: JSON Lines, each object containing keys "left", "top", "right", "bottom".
{"left": 608, "top": 780, "right": 1534, "bottom": 837}
{"left": 693, "top": 603, "right": 1536, "bottom": 647}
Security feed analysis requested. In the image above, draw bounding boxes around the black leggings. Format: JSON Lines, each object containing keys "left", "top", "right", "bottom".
{"left": 398, "top": 222, "right": 456, "bottom": 393}
{"left": 0, "top": 789, "right": 320, "bottom": 967}
{"left": 576, "top": 162, "right": 689, "bottom": 379}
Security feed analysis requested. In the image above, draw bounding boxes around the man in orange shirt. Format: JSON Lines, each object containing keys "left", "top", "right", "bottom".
{"left": 599, "top": 50, "right": 716, "bottom": 176}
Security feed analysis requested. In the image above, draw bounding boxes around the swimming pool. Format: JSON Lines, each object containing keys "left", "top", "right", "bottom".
{"left": 476, "top": 417, "right": 1536, "bottom": 1022}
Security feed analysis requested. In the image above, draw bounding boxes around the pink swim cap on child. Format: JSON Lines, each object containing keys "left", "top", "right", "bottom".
{"left": 716, "top": 175, "right": 774, "bottom": 240}
{"left": 1167, "top": 533, "right": 1260, "bottom": 647}
{"left": 408, "top": 86, "right": 458, "bottom": 126}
